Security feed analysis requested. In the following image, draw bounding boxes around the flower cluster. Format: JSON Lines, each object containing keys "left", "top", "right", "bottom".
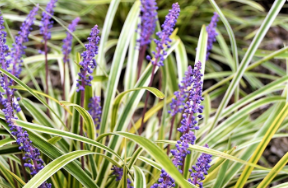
{"left": 40, "top": 0, "right": 58, "bottom": 42}
{"left": 62, "top": 17, "right": 80, "bottom": 63}
{"left": 151, "top": 169, "right": 175, "bottom": 188}
{"left": 76, "top": 25, "right": 100, "bottom": 92}
{"left": 9, "top": 6, "right": 39, "bottom": 78}
{"left": 0, "top": 13, "right": 51, "bottom": 188}
{"left": 153, "top": 61, "right": 204, "bottom": 188}
{"left": 88, "top": 96, "right": 102, "bottom": 132}
{"left": 168, "top": 66, "right": 193, "bottom": 116}
{"left": 111, "top": 165, "right": 133, "bottom": 188}
{"left": 189, "top": 144, "right": 212, "bottom": 188}
{"left": 138, "top": 0, "right": 158, "bottom": 47}
{"left": 206, "top": 12, "right": 219, "bottom": 59}
{"left": 147, "top": 3, "right": 180, "bottom": 67}
{"left": 171, "top": 61, "right": 203, "bottom": 169}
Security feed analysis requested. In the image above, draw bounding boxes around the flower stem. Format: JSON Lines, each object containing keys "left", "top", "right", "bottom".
{"left": 139, "top": 64, "right": 156, "bottom": 135}
{"left": 62, "top": 63, "right": 66, "bottom": 101}
{"left": 167, "top": 115, "right": 176, "bottom": 154}
{"left": 137, "top": 45, "right": 147, "bottom": 80}
{"left": 19, "top": 154, "right": 28, "bottom": 182}
{"left": 80, "top": 85, "right": 85, "bottom": 169}
{"left": 44, "top": 39, "right": 50, "bottom": 117}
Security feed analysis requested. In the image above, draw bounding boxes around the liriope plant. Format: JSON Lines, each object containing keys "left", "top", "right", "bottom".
{"left": 1, "top": 0, "right": 288, "bottom": 188}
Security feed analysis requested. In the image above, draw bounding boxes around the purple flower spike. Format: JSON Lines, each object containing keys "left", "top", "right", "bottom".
{"left": 170, "top": 61, "right": 203, "bottom": 168}
{"left": 154, "top": 61, "right": 204, "bottom": 187}
{"left": 0, "top": 15, "right": 51, "bottom": 188}
{"left": 76, "top": 25, "right": 100, "bottom": 92}
{"left": 40, "top": 0, "right": 58, "bottom": 41}
{"left": 62, "top": 17, "right": 80, "bottom": 63}
{"left": 148, "top": 3, "right": 180, "bottom": 67}
{"left": 111, "top": 165, "right": 123, "bottom": 181}
{"left": 151, "top": 169, "right": 175, "bottom": 188}
{"left": 111, "top": 165, "right": 134, "bottom": 187}
{"left": 189, "top": 144, "right": 212, "bottom": 188}
{"left": 0, "top": 14, "right": 9, "bottom": 65}
{"left": 168, "top": 66, "right": 194, "bottom": 116}
{"left": 138, "top": 0, "right": 158, "bottom": 47}
{"left": 88, "top": 96, "right": 102, "bottom": 132}
{"left": 206, "top": 12, "right": 219, "bottom": 59}
{"left": 9, "top": 6, "right": 39, "bottom": 78}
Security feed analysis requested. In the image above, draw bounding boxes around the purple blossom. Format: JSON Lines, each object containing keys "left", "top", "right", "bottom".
{"left": 153, "top": 61, "right": 204, "bottom": 187}
{"left": 137, "top": 0, "right": 158, "bottom": 47}
{"left": 188, "top": 144, "right": 212, "bottom": 188}
{"left": 62, "top": 17, "right": 80, "bottom": 63}
{"left": 0, "top": 14, "right": 51, "bottom": 188}
{"left": 88, "top": 96, "right": 102, "bottom": 132}
{"left": 151, "top": 169, "right": 175, "bottom": 188}
{"left": 206, "top": 12, "right": 219, "bottom": 59}
{"left": 147, "top": 3, "right": 180, "bottom": 67}
{"left": 76, "top": 25, "right": 100, "bottom": 92}
{"left": 170, "top": 61, "right": 203, "bottom": 170}
{"left": 111, "top": 165, "right": 123, "bottom": 181}
{"left": 168, "top": 66, "right": 194, "bottom": 116}
{"left": 9, "top": 6, "right": 39, "bottom": 78}
{"left": 111, "top": 165, "right": 133, "bottom": 187}
{"left": 40, "top": 0, "right": 57, "bottom": 41}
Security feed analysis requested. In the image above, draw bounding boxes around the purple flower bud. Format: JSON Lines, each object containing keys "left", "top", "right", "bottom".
{"left": 154, "top": 62, "right": 204, "bottom": 187}
{"left": 76, "top": 25, "right": 100, "bottom": 92}
{"left": 189, "top": 144, "right": 212, "bottom": 188}
{"left": 62, "top": 17, "right": 80, "bottom": 63}
{"left": 9, "top": 6, "right": 38, "bottom": 78}
{"left": 137, "top": 0, "right": 158, "bottom": 47}
{"left": 40, "top": 0, "right": 58, "bottom": 41}
{"left": 206, "top": 12, "right": 219, "bottom": 60}
{"left": 150, "top": 3, "right": 180, "bottom": 67}
{"left": 88, "top": 96, "right": 102, "bottom": 133}
{"left": 111, "top": 165, "right": 134, "bottom": 187}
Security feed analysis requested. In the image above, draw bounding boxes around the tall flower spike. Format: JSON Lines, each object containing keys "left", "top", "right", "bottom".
{"left": 62, "top": 17, "right": 80, "bottom": 63}
{"left": 189, "top": 144, "right": 212, "bottom": 188}
{"left": 153, "top": 61, "right": 204, "bottom": 188}
{"left": 111, "top": 165, "right": 134, "bottom": 188}
{"left": 88, "top": 96, "right": 102, "bottom": 132}
{"left": 0, "top": 14, "right": 51, "bottom": 188}
{"left": 40, "top": 0, "right": 57, "bottom": 41}
{"left": 9, "top": 6, "right": 39, "bottom": 78}
{"left": 206, "top": 12, "right": 219, "bottom": 59}
{"left": 76, "top": 25, "right": 100, "bottom": 92}
{"left": 148, "top": 3, "right": 180, "bottom": 67}
{"left": 138, "top": 0, "right": 158, "bottom": 47}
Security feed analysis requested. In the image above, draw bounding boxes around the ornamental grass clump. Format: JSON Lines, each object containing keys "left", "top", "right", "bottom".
{"left": 1, "top": 0, "right": 288, "bottom": 188}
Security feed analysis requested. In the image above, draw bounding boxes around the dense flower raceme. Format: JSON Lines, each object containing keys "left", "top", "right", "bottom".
{"left": 88, "top": 96, "right": 102, "bottom": 132}
{"left": 137, "top": 0, "right": 158, "bottom": 47}
{"left": 152, "top": 61, "right": 205, "bottom": 188}
{"left": 189, "top": 144, "right": 212, "bottom": 188}
{"left": 206, "top": 12, "right": 219, "bottom": 59}
{"left": 9, "top": 6, "right": 39, "bottom": 78}
{"left": 0, "top": 15, "right": 51, "bottom": 188}
{"left": 169, "top": 13, "right": 219, "bottom": 117}
{"left": 62, "top": 17, "right": 80, "bottom": 63}
{"left": 168, "top": 66, "right": 193, "bottom": 116}
{"left": 147, "top": 3, "right": 180, "bottom": 67}
{"left": 111, "top": 165, "right": 133, "bottom": 188}
{"left": 76, "top": 25, "right": 100, "bottom": 92}
{"left": 40, "top": 0, "right": 58, "bottom": 42}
